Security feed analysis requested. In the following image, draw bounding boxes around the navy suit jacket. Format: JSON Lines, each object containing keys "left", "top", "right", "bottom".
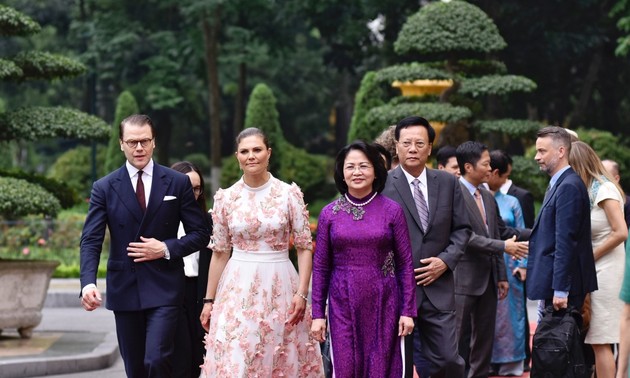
{"left": 526, "top": 167, "right": 597, "bottom": 300}
{"left": 383, "top": 167, "right": 471, "bottom": 311}
{"left": 80, "top": 163, "right": 210, "bottom": 311}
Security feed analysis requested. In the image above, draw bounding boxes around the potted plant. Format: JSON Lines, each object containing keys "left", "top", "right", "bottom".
{"left": 0, "top": 5, "right": 108, "bottom": 338}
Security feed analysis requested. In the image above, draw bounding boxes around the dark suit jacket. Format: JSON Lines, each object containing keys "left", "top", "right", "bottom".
{"left": 526, "top": 167, "right": 597, "bottom": 300}
{"left": 80, "top": 163, "right": 210, "bottom": 311}
{"left": 507, "top": 183, "right": 536, "bottom": 229}
{"left": 456, "top": 184, "right": 520, "bottom": 296}
{"left": 382, "top": 167, "right": 471, "bottom": 311}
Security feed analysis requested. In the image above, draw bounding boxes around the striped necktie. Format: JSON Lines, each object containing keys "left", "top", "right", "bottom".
{"left": 412, "top": 179, "right": 429, "bottom": 231}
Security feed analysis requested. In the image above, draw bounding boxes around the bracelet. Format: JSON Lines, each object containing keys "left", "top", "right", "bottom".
{"left": 295, "top": 292, "right": 308, "bottom": 301}
{"left": 202, "top": 298, "right": 214, "bottom": 304}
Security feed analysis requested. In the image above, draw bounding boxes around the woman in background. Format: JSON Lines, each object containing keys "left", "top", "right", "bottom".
{"left": 311, "top": 140, "right": 416, "bottom": 377}
{"left": 570, "top": 141, "right": 628, "bottom": 378}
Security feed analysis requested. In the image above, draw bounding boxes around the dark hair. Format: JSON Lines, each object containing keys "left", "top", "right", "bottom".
{"left": 436, "top": 145, "right": 457, "bottom": 167}
{"left": 394, "top": 116, "right": 436, "bottom": 144}
{"left": 334, "top": 141, "right": 388, "bottom": 194}
{"left": 456, "top": 141, "right": 488, "bottom": 176}
{"left": 170, "top": 161, "right": 207, "bottom": 214}
{"left": 372, "top": 142, "right": 392, "bottom": 170}
{"left": 120, "top": 114, "right": 155, "bottom": 140}
{"left": 235, "top": 127, "right": 270, "bottom": 149}
{"left": 489, "top": 150, "right": 510, "bottom": 175}
{"left": 537, "top": 126, "right": 571, "bottom": 152}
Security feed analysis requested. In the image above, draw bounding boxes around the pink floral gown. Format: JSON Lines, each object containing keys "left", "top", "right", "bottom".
{"left": 200, "top": 175, "right": 324, "bottom": 377}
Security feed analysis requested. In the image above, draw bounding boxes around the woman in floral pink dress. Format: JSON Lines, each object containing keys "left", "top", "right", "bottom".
{"left": 199, "top": 127, "right": 323, "bottom": 377}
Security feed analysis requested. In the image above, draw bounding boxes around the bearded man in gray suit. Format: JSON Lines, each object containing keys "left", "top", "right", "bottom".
{"left": 382, "top": 116, "right": 471, "bottom": 378}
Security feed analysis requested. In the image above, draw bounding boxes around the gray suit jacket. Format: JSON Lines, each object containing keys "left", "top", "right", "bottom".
{"left": 456, "top": 183, "right": 522, "bottom": 296}
{"left": 383, "top": 167, "right": 471, "bottom": 311}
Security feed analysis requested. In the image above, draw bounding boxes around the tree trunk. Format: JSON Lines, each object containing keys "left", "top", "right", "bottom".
{"left": 567, "top": 49, "right": 602, "bottom": 129}
{"left": 202, "top": 7, "right": 222, "bottom": 193}
{"left": 233, "top": 62, "right": 247, "bottom": 136}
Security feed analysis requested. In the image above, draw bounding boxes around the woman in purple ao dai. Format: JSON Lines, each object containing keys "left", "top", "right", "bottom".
{"left": 311, "top": 141, "right": 417, "bottom": 378}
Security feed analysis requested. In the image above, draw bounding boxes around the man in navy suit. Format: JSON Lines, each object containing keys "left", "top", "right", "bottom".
{"left": 80, "top": 114, "right": 210, "bottom": 378}
{"left": 383, "top": 116, "right": 471, "bottom": 378}
{"left": 527, "top": 126, "right": 597, "bottom": 311}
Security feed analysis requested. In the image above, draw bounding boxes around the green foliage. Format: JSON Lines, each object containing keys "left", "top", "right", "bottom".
{"left": 375, "top": 63, "right": 452, "bottom": 83}
{"left": 365, "top": 102, "right": 472, "bottom": 131}
{"left": 459, "top": 75, "right": 537, "bottom": 97}
{"left": 0, "top": 169, "right": 78, "bottom": 209}
{"left": 0, "top": 58, "right": 22, "bottom": 79}
{"left": 510, "top": 155, "right": 548, "bottom": 200}
{"left": 219, "top": 155, "right": 240, "bottom": 190}
{"left": 183, "top": 153, "right": 211, "bottom": 174}
{"left": 0, "top": 4, "right": 40, "bottom": 36}
{"left": 0, "top": 106, "right": 110, "bottom": 141}
{"left": 48, "top": 145, "right": 107, "bottom": 199}
{"left": 394, "top": 0, "right": 507, "bottom": 56}
{"left": 12, "top": 51, "right": 86, "bottom": 80}
{"left": 0, "top": 177, "right": 60, "bottom": 218}
{"left": 280, "top": 144, "right": 334, "bottom": 204}
{"left": 611, "top": 0, "right": 630, "bottom": 56}
{"left": 577, "top": 127, "right": 630, "bottom": 190}
{"left": 475, "top": 119, "right": 543, "bottom": 138}
{"left": 105, "top": 91, "right": 138, "bottom": 173}
{"left": 451, "top": 60, "right": 508, "bottom": 77}
{"left": 244, "top": 83, "right": 286, "bottom": 177}
{"left": 348, "top": 71, "right": 387, "bottom": 142}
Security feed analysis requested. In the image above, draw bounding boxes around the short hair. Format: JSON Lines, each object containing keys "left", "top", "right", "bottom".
{"left": 235, "top": 127, "right": 270, "bottom": 149}
{"left": 489, "top": 150, "right": 511, "bottom": 175}
{"left": 120, "top": 114, "right": 155, "bottom": 140}
{"left": 537, "top": 126, "right": 572, "bottom": 152}
{"left": 436, "top": 145, "right": 457, "bottom": 167}
{"left": 394, "top": 116, "right": 436, "bottom": 144}
{"left": 372, "top": 142, "right": 392, "bottom": 170}
{"left": 334, "top": 140, "right": 388, "bottom": 194}
{"left": 170, "top": 161, "right": 207, "bottom": 214}
{"left": 456, "top": 141, "right": 488, "bottom": 177}
{"left": 374, "top": 125, "right": 397, "bottom": 164}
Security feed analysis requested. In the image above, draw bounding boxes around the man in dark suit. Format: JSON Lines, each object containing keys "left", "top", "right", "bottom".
{"left": 602, "top": 159, "right": 630, "bottom": 231}
{"left": 527, "top": 126, "right": 597, "bottom": 311}
{"left": 80, "top": 114, "right": 210, "bottom": 378}
{"left": 500, "top": 155, "right": 536, "bottom": 229}
{"left": 382, "top": 116, "right": 471, "bottom": 378}
{"left": 454, "top": 142, "right": 529, "bottom": 378}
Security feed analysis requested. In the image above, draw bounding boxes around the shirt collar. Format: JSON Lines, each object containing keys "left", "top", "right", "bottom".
{"left": 459, "top": 176, "right": 479, "bottom": 196}
{"left": 400, "top": 166, "right": 427, "bottom": 187}
{"left": 549, "top": 165, "right": 571, "bottom": 189}
{"left": 126, "top": 159, "right": 154, "bottom": 178}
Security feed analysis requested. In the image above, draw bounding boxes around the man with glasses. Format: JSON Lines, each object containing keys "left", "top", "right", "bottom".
{"left": 383, "top": 116, "right": 471, "bottom": 378}
{"left": 79, "top": 114, "right": 210, "bottom": 378}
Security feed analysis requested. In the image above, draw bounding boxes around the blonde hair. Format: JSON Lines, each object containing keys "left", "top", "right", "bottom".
{"left": 569, "top": 141, "right": 625, "bottom": 199}
{"left": 374, "top": 125, "right": 397, "bottom": 164}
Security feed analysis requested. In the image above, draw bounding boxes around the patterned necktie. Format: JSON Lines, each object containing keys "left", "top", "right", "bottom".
{"left": 136, "top": 170, "right": 146, "bottom": 212}
{"left": 474, "top": 188, "right": 486, "bottom": 225}
{"left": 412, "top": 179, "right": 429, "bottom": 231}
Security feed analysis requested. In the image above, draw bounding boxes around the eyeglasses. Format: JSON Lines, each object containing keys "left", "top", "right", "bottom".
{"left": 398, "top": 140, "right": 428, "bottom": 149}
{"left": 192, "top": 186, "right": 203, "bottom": 195}
{"left": 344, "top": 164, "right": 373, "bottom": 173}
{"left": 123, "top": 138, "right": 153, "bottom": 148}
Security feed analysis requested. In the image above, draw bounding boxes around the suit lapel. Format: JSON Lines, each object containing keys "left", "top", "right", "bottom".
{"left": 460, "top": 182, "right": 488, "bottom": 235}
{"left": 392, "top": 167, "right": 424, "bottom": 232}
{"left": 425, "top": 169, "right": 440, "bottom": 234}
{"left": 481, "top": 189, "right": 495, "bottom": 236}
{"left": 533, "top": 167, "right": 572, "bottom": 230}
{"left": 141, "top": 164, "right": 172, "bottom": 229}
{"left": 110, "top": 166, "right": 144, "bottom": 224}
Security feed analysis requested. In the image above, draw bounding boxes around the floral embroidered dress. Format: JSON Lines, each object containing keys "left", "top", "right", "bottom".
{"left": 312, "top": 193, "right": 416, "bottom": 378}
{"left": 200, "top": 175, "right": 323, "bottom": 377}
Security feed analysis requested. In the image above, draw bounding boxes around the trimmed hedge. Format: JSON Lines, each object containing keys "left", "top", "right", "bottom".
{"left": 0, "top": 169, "right": 78, "bottom": 209}
{"left": 459, "top": 75, "right": 537, "bottom": 97}
{"left": 0, "top": 177, "right": 61, "bottom": 218}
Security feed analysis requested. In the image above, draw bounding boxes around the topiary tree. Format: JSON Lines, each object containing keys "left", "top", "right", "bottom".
{"left": 105, "top": 91, "right": 139, "bottom": 173}
{"left": 347, "top": 71, "right": 386, "bottom": 142}
{"left": 352, "top": 1, "right": 541, "bottom": 148}
{"left": 48, "top": 145, "right": 108, "bottom": 199}
{"left": 0, "top": 5, "right": 109, "bottom": 218}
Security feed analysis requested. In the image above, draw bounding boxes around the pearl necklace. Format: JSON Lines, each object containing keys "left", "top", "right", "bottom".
{"left": 344, "top": 191, "right": 378, "bottom": 207}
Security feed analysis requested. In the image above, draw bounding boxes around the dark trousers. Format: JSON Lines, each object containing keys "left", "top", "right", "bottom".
{"left": 114, "top": 305, "right": 180, "bottom": 378}
{"left": 455, "top": 277, "right": 498, "bottom": 378}
{"left": 406, "top": 291, "right": 465, "bottom": 378}
{"left": 173, "top": 277, "right": 205, "bottom": 378}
